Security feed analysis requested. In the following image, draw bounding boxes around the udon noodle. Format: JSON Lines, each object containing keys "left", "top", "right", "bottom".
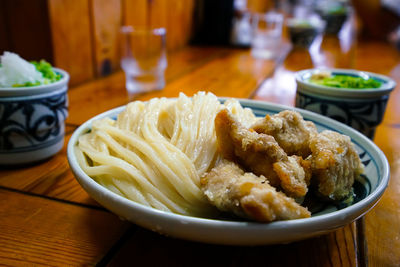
{"left": 75, "top": 92, "right": 257, "bottom": 216}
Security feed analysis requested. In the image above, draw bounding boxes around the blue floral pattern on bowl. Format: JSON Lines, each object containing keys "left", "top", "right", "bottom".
{"left": 0, "top": 90, "right": 68, "bottom": 152}
{"left": 296, "top": 91, "right": 389, "bottom": 139}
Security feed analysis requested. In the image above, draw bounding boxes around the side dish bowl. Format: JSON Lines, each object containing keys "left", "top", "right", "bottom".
{"left": 67, "top": 99, "right": 389, "bottom": 245}
{"left": 0, "top": 68, "right": 69, "bottom": 165}
{"left": 316, "top": 3, "right": 350, "bottom": 35}
{"left": 287, "top": 18, "right": 325, "bottom": 48}
{"left": 295, "top": 68, "right": 396, "bottom": 139}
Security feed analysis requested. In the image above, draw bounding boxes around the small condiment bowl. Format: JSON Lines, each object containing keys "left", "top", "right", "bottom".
{"left": 0, "top": 68, "right": 69, "bottom": 165}
{"left": 316, "top": 4, "right": 350, "bottom": 35}
{"left": 287, "top": 17, "right": 325, "bottom": 49}
{"left": 295, "top": 68, "right": 396, "bottom": 139}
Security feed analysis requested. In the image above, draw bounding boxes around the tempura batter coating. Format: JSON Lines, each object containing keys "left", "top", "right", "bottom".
{"left": 251, "top": 110, "right": 318, "bottom": 158}
{"left": 215, "top": 109, "right": 309, "bottom": 198}
{"left": 273, "top": 155, "right": 312, "bottom": 198}
{"left": 309, "top": 130, "right": 364, "bottom": 201}
{"left": 200, "top": 160, "right": 311, "bottom": 222}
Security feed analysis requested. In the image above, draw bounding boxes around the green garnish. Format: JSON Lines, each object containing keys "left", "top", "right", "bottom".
{"left": 327, "top": 6, "right": 347, "bottom": 15}
{"left": 31, "top": 60, "right": 62, "bottom": 84}
{"left": 12, "top": 81, "right": 41, "bottom": 87}
{"left": 310, "top": 74, "right": 382, "bottom": 89}
{"left": 12, "top": 60, "right": 61, "bottom": 87}
{"left": 292, "top": 21, "right": 313, "bottom": 28}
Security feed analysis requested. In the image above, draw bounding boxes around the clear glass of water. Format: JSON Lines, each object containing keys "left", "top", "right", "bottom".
{"left": 120, "top": 26, "right": 167, "bottom": 94}
{"left": 251, "top": 12, "right": 284, "bottom": 59}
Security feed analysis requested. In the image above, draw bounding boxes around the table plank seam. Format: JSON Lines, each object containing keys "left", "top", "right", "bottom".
{"left": 66, "top": 122, "right": 81, "bottom": 128}
{"left": 95, "top": 226, "right": 137, "bottom": 267}
{"left": 334, "top": 229, "right": 345, "bottom": 266}
{"left": 0, "top": 185, "right": 108, "bottom": 212}
{"left": 324, "top": 234, "right": 335, "bottom": 267}
{"left": 356, "top": 218, "right": 368, "bottom": 267}
{"left": 342, "top": 226, "right": 354, "bottom": 265}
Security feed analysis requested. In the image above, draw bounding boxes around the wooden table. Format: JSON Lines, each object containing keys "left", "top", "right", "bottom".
{"left": 1, "top": 36, "right": 399, "bottom": 266}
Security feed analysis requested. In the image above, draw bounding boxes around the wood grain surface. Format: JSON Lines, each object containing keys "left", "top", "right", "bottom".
{"left": 0, "top": 1, "right": 196, "bottom": 85}
{"left": 0, "top": 0, "right": 53, "bottom": 62}
{"left": 0, "top": 189, "right": 130, "bottom": 266}
{"left": 0, "top": 33, "right": 399, "bottom": 266}
{"left": 48, "top": 0, "right": 95, "bottom": 86}
{"left": 91, "top": 0, "right": 122, "bottom": 77}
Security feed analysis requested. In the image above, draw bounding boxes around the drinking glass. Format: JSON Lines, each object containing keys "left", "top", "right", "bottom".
{"left": 251, "top": 12, "right": 284, "bottom": 59}
{"left": 120, "top": 26, "right": 167, "bottom": 94}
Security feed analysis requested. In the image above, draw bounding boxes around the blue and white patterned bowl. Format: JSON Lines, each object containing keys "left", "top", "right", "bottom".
{"left": 0, "top": 68, "right": 69, "bottom": 165}
{"left": 67, "top": 99, "right": 389, "bottom": 245}
{"left": 295, "top": 68, "right": 396, "bottom": 139}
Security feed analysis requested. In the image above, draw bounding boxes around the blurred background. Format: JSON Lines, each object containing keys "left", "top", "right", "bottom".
{"left": 1, "top": 0, "right": 399, "bottom": 86}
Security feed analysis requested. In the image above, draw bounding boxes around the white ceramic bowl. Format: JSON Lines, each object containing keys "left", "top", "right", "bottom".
{"left": 67, "top": 99, "right": 389, "bottom": 245}
{"left": 295, "top": 68, "right": 396, "bottom": 139}
{"left": 0, "top": 68, "right": 69, "bottom": 165}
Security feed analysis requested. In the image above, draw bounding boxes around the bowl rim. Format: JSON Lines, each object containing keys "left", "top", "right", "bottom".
{"left": 67, "top": 98, "right": 390, "bottom": 245}
{"left": 0, "top": 67, "right": 69, "bottom": 97}
{"left": 295, "top": 68, "right": 396, "bottom": 98}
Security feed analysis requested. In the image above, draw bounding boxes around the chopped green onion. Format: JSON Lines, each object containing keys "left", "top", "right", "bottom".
{"left": 310, "top": 74, "right": 382, "bottom": 89}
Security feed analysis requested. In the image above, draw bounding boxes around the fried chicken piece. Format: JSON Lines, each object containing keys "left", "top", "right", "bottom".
{"left": 215, "top": 109, "right": 310, "bottom": 198}
{"left": 309, "top": 130, "right": 364, "bottom": 201}
{"left": 273, "top": 155, "right": 312, "bottom": 197}
{"left": 200, "top": 160, "right": 311, "bottom": 222}
{"left": 251, "top": 110, "right": 318, "bottom": 158}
